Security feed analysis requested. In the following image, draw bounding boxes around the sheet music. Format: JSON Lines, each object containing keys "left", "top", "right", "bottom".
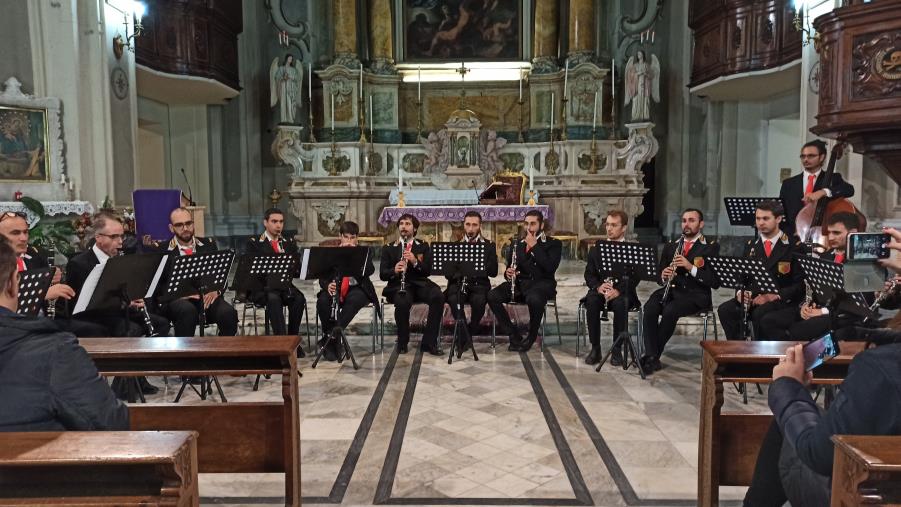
{"left": 299, "top": 248, "right": 311, "bottom": 280}
{"left": 72, "top": 263, "right": 105, "bottom": 314}
{"left": 145, "top": 256, "right": 169, "bottom": 298}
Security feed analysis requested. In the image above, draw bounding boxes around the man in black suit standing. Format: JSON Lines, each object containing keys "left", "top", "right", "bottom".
{"left": 316, "top": 221, "right": 379, "bottom": 361}
{"left": 380, "top": 214, "right": 444, "bottom": 355}
{"left": 155, "top": 207, "right": 238, "bottom": 337}
{"left": 641, "top": 209, "right": 719, "bottom": 372}
{"left": 779, "top": 139, "right": 854, "bottom": 239}
{"left": 244, "top": 208, "right": 306, "bottom": 354}
{"left": 487, "top": 210, "right": 562, "bottom": 352}
{"left": 444, "top": 211, "right": 498, "bottom": 348}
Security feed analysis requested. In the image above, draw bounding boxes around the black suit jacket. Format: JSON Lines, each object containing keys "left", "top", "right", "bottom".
{"left": 22, "top": 245, "right": 50, "bottom": 271}
{"left": 243, "top": 234, "right": 301, "bottom": 301}
{"left": 584, "top": 241, "right": 640, "bottom": 305}
{"left": 318, "top": 247, "right": 379, "bottom": 315}
{"left": 779, "top": 170, "right": 854, "bottom": 238}
{"left": 444, "top": 237, "right": 499, "bottom": 292}
{"left": 380, "top": 238, "right": 439, "bottom": 298}
{"left": 741, "top": 233, "right": 804, "bottom": 304}
{"left": 658, "top": 237, "right": 719, "bottom": 306}
{"left": 503, "top": 234, "right": 562, "bottom": 291}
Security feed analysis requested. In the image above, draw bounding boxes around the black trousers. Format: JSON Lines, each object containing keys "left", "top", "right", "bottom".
{"left": 445, "top": 283, "right": 489, "bottom": 334}
{"left": 744, "top": 420, "right": 830, "bottom": 506}
{"left": 164, "top": 296, "right": 239, "bottom": 337}
{"left": 718, "top": 299, "right": 791, "bottom": 340}
{"left": 387, "top": 283, "right": 444, "bottom": 348}
{"left": 642, "top": 288, "right": 708, "bottom": 358}
{"left": 71, "top": 309, "right": 170, "bottom": 337}
{"left": 257, "top": 288, "right": 305, "bottom": 335}
{"left": 316, "top": 286, "right": 371, "bottom": 337}
{"left": 56, "top": 317, "right": 110, "bottom": 338}
{"left": 486, "top": 279, "right": 555, "bottom": 339}
{"left": 584, "top": 290, "right": 628, "bottom": 351}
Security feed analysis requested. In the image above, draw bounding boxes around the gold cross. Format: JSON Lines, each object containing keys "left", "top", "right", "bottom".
{"left": 456, "top": 61, "right": 470, "bottom": 108}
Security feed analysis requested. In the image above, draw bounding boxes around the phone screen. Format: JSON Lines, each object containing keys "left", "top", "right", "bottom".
{"left": 802, "top": 333, "right": 841, "bottom": 371}
{"left": 847, "top": 233, "right": 890, "bottom": 260}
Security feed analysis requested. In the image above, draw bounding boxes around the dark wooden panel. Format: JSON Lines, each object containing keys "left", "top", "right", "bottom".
{"left": 135, "top": 0, "right": 242, "bottom": 91}
{"left": 718, "top": 414, "right": 773, "bottom": 486}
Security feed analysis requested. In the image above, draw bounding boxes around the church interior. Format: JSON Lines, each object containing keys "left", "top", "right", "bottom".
{"left": 1, "top": 0, "right": 900, "bottom": 505}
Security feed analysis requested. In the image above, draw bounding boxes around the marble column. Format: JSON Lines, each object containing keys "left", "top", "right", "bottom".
{"left": 531, "top": 0, "right": 558, "bottom": 73}
{"left": 333, "top": 0, "right": 359, "bottom": 67}
{"left": 568, "top": 0, "right": 596, "bottom": 65}
{"left": 369, "top": 0, "right": 394, "bottom": 74}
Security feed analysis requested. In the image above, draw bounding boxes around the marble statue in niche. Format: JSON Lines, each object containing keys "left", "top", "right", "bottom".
{"left": 270, "top": 54, "right": 302, "bottom": 124}
{"left": 624, "top": 50, "right": 660, "bottom": 121}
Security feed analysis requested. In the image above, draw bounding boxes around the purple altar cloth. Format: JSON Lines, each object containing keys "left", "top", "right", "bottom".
{"left": 378, "top": 205, "right": 553, "bottom": 227}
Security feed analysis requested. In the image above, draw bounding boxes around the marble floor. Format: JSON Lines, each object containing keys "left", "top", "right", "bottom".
{"left": 140, "top": 261, "right": 774, "bottom": 506}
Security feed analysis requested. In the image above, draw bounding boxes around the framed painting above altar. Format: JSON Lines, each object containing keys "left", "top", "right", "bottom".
{"left": 403, "top": 0, "right": 521, "bottom": 61}
{"left": 0, "top": 105, "right": 50, "bottom": 183}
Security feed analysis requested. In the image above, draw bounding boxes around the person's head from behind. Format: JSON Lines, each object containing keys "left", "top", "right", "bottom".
{"left": 263, "top": 208, "right": 285, "bottom": 238}
{"left": 339, "top": 221, "right": 359, "bottom": 247}
{"left": 397, "top": 214, "right": 419, "bottom": 240}
{"left": 463, "top": 211, "right": 482, "bottom": 240}
{"left": 755, "top": 200, "right": 784, "bottom": 237}
{"left": 0, "top": 240, "right": 19, "bottom": 313}
{"left": 524, "top": 210, "right": 544, "bottom": 236}
{"left": 825, "top": 212, "right": 859, "bottom": 253}
{"left": 681, "top": 208, "right": 704, "bottom": 238}
{"left": 92, "top": 213, "right": 124, "bottom": 257}
{"left": 168, "top": 207, "right": 195, "bottom": 244}
{"left": 0, "top": 212, "right": 29, "bottom": 256}
{"left": 605, "top": 210, "right": 628, "bottom": 241}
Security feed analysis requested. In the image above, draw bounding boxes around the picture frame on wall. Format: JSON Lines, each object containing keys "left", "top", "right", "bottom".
{"left": 0, "top": 105, "right": 51, "bottom": 183}
{"left": 402, "top": 0, "right": 522, "bottom": 62}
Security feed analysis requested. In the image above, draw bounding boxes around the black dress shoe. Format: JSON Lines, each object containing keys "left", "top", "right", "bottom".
{"left": 639, "top": 356, "right": 655, "bottom": 375}
{"left": 296, "top": 346, "right": 306, "bottom": 358}
{"left": 397, "top": 342, "right": 408, "bottom": 354}
{"left": 518, "top": 335, "right": 537, "bottom": 352}
{"left": 421, "top": 344, "right": 444, "bottom": 356}
{"left": 139, "top": 377, "right": 159, "bottom": 395}
{"left": 652, "top": 358, "right": 663, "bottom": 371}
{"left": 584, "top": 347, "right": 601, "bottom": 365}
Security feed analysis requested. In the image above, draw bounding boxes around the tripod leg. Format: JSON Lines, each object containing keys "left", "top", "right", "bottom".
{"left": 252, "top": 374, "right": 262, "bottom": 391}
{"left": 174, "top": 379, "right": 189, "bottom": 402}
{"left": 467, "top": 322, "right": 478, "bottom": 361}
{"left": 135, "top": 378, "right": 146, "bottom": 404}
{"left": 448, "top": 319, "right": 459, "bottom": 365}
{"left": 338, "top": 329, "right": 359, "bottom": 370}
{"left": 311, "top": 335, "right": 329, "bottom": 369}
{"left": 623, "top": 334, "right": 646, "bottom": 379}
{"left": 212, "top": 376, "right": 227, "bottom": 402}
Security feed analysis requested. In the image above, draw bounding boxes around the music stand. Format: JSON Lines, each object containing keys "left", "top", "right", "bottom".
{"left": 707, "top": 256, "right": 779, "bottom": 338}
{"left": 724, "top": 197, "right": 784, "bottom": 227}
{"left": 432, "top": 242, "right": 488, "bottom": 364}
{"left": 591, "top": 241, "right": 659, "bottom": 378}
{"left": 796, "top": 255, "right": 871, "bottom": 319}
{"left": 300, "top": 246, "right": 370, "bottom": 370}
{"left": 231, "top": 253, "right": 299, "bottom": 335}
{"left": 17, "top": 267, "right": 53, "bottom": 316}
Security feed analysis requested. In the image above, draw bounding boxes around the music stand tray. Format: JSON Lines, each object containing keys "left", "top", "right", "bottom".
{"left": 72, "top": 253, "right": 168, "bottom": 315}
{"left": 433, "top": 242, "right": 489, "bottom": 364}
{"left": 724, "top": 197, "right": 784, "bottom": 227}
{"left": 17, "top": 267, "right": 53, "bottom": 316}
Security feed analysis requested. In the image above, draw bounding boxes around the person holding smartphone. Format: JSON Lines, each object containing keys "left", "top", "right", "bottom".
{"left": 743, "top": 332, "right": 901, "bottom": 506}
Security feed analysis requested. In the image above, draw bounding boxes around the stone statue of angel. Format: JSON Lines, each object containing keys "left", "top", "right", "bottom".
{"left": 623, "top": 50, "right": 660, "bottom": 121}
{"left": 270, "top": 54, "right": 302, "bottom": 124}
{"left": 421, "top": 129, "right": 451, "bottom": 175}
{"left": 479, "top": 130, "right": 507, "bottom": 180}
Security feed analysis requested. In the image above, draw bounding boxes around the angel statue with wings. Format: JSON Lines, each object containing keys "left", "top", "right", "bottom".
{"left": 624, "top": 50, "right": 660, "bottom": 121}
{"left": 270, "top": 54, "right": 303, "bottom": 124}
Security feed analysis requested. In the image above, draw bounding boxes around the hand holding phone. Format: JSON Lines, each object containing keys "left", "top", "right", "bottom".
{"left": 802, "top": 333, "right": 841, "bottom": 371}
{"left": 847, "top": 232, "right": 890, "bottom": 261}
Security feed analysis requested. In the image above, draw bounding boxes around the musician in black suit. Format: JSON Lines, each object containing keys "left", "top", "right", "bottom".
{"left": 316, "top": 221, "right": 379, "bottom": 361}
{"left": 153, "top": 207, "right": 238, "bottom": 338}
{"left": 244, "top": 208, "right": 306, "bottom": 354}
{"left": 718, "top": 200, "right": 804, "bottom": 341}
{"left": 380, "top": 214, "right": 444, "bottom": 355}
{"left": 487, "top": 210, "right": 562, "bottom": 352}
{"left": 444, "top": 211, "right": 498, "bottom": 346}
{"left": 584, "top": 210, "right": 639, "bottom": 366}
{"left": 779, "top": 140, "right": 854, "bottom": 239}
{"left": 760, "top": 211, "right": 873, "bottom": 341}
{"left": 641, "top": 209, "right": 719, "bottom": 373}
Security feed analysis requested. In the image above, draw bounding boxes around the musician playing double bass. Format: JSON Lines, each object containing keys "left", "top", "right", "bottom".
{"left": 779, "top": 140, "right": 854, "bottom": 239}
{"left": 717, "top": 200, "right": 804, "bottom": 341}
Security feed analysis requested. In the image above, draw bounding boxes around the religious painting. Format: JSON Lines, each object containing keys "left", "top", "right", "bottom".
{"left": 404, "top": 0, "right": 521, "bottom": 61}
{"left": 0, "top": 105, "right": 50, "bottom": 182}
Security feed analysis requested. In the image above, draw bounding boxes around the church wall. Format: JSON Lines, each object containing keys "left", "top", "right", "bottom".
{"left": 0, "top": 1, "right": 34, "bottom": 93}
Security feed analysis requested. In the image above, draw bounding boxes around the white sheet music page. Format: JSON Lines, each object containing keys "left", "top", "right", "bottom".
{"left": 146, "top": 255, "right": 170, "bottom": 298}
{"left": 72, "top": 263, "right": 106, "bottom": 314}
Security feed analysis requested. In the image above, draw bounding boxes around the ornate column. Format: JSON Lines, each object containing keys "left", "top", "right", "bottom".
{"left": 333, "top": 0, "right": 359, "bottom": 66}
{"left": 531, "top": 0, "right": 558, "bottom": 73}
{"left": 369, "top": 0, "right": 394, "bottom": 74}
{"left": 568, "top": 0, "right": 596, "bottom": 65}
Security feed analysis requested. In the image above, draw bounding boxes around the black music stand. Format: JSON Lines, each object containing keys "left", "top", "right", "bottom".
{"left": 300, "top": 246, "right": 370, "bottom": 370}
{"left": 796, "top": 255, "right": 872, "bottom": 321}
{"left": 17, "top": 267, "right": 53, "bottom": 316}
{"left": 724, "top": 197, "right": 784, "bottom": 227}
{"left": 432, "top": 242, "right": 488, "bottom": 364}
{"left": 232, "top": 253, "right": 299, "bottom": 335}
{"left": 591, "top": 241, "right": 659, "bottom": 379}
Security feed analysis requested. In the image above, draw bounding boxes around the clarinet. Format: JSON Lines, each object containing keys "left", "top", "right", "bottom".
{"left": 46, "top": 247, "right": 57, "bottom": 318}
{"left": 509, "top": 239, "right": 518, "bottom": 303}
{"left": 398, "top": 238, "right": 412, "bottom": 295}
{"left": 331, "top": 275, "right": 341, "bottom": 328}
{"left": 599, "top": 277, "right": 615, "bottom": 322}
{"left": 870, "top": 279, "right": 901, "bottom": 312}
{"left": 661, "top": 236, "right": 685, "bottom": 304}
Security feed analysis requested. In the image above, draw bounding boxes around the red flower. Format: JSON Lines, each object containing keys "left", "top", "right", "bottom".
{"left": 13, "top": 191, "right": 22, "bottom": 201}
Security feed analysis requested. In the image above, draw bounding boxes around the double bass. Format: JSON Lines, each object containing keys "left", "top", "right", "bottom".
{"left": 795, "top": 142, "right": 866, "bottom": 253}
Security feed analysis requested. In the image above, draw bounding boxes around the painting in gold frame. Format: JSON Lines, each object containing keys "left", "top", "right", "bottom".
{"left": 0, "top": 105, "right": 50, "bottom": 183}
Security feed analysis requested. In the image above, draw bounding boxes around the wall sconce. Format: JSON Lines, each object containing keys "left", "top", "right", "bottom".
{"left": 113, "top": 1, "right": 147, "bottom": 59}
{"left": 791, "top": 2, "right": 821, "bottom": 50}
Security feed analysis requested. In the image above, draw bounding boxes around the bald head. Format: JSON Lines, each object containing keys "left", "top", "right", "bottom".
{"left": 169, "top": 207, "right": 195, "bottom": 244}
{"left": 0, "top": 213, "right": 29, "bottom": 255}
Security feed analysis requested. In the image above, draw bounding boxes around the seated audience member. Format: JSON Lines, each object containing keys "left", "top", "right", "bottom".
{"left": 0, "top": 240, "right": 128, "bottom": 431}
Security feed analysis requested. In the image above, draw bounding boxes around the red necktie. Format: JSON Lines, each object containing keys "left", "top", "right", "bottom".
{"left": 16, "top": 257, "right": 25, "bottom": 272}
{"left": 682, "top": 241, "right": 693, "bottom": 257}
{"left": 834, "top": 253, "right": 844, "bottom": 264}
{"left": 764, "top": 239, "right": 773, "bottom": 257}
{"left": 270, "top": 240, "right": 280, "bottom": 253}
{"left": 340, "top": 277, "right": 350, "bottom": 302}
{"left": 183, "top": 248, "right": 193, "bottom": 256}
{"left": 805, "top": 174, "right": 816, "bottom": 196}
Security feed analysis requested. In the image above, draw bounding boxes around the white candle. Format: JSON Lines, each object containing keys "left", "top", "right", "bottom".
{"left": 330, "top": 93, "right": 335, "bottom": 131}
{"left": 550, "top": 92, "right": 555, "bottom": 130}
{"left": 529, "top": 159, "right": 534, "bottom": 191}
{"left": 369, "top": 94, "right": 374, "bottom": 135}
{"left": 417, "top": 65, "right": 422, "bottom": 101}
{"left": 308, "top": 63, "right": 312, "bottom": 100}
{"left": 563, "top": 59, "right": 569, "bottom": 98}
{"left": 592, "top": 91, "right": 598, "bottom": 129}
{"left": 398, "top": 167, "right": 403, "bottom": 189}
{"left": 359, "top": 63, "right": 363, "bottom": 99}
{"left": 651, "top": 31, "right": 655, "bottom": 44}
{"left": 611, "top": 60, "right": 616, "bottom": 100}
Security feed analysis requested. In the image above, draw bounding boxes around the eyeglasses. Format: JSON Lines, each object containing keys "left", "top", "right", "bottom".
{"left": 171, "top": 220, "right": 194, "bottom": 229}
{"left": 0, "top": 211, "right": 27, "bottom": 222}
{"left": 97, "top": 233, "right": 125, "bottom": 241}
{"left": 799, "top": 154, "right": 821, "bottom": 159}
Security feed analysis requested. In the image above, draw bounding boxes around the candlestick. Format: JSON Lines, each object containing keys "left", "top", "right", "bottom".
{"left": 398, "top": 166, "right": 403, "bottom": 190}
{"left": 549, "top": 92, "right": 555, "bottom": 142}
{"left": 358, "top": 96, "right": 367, "bottom": 143}
{"left": 308, "top": 63, "right": 312, "bottom": 100}
{"left": 518, "top": 71, "right": 522, "bottom": 101}
{"left": 369, "top": 94, "right": 374, "bottom": 139}
{"left": 563, "top": 58, "right": 569, "bottom": 98}
{"left": 416, "top": 100, "right": 423, "bottom": 143}
{"left": 417, "top": 65, "right": 422, "bottom": 101}
{"left": 359, "top": 63, "right": 363, "bottom": 100}
{"left": 589, "top": 125, "right": 599, "bottom": 175}
{"left": 517, "top": 98, "right": 525, "bottom": 143}
{"left": 330, "top": 93, "right": 335, "bottom": 132}
{"left": 560, "top": 96, "right": 568, "bottom": 141}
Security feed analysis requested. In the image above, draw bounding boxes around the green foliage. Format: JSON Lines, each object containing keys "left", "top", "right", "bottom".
{"left": 17, "top": 196, "right": 77, "bottom": 257}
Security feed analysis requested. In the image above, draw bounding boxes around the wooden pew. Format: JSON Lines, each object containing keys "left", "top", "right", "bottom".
{"left": 831, "top": 435, "right": 901, "bottom": 506}
{"left": 0, "top": 430, "right": 198, "bottom": 506}
{"left": 697, "top": 340, "right": 866, "bottom": 507}
{"left": 81, "top": 335, "right": 301, "bottom": 507}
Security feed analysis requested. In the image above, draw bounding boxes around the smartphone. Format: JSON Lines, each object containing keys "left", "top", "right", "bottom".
{"left": 802, "top": 333, "right": 841, "bottom": 371}
{"left": 846, "top": 232, "right": 890, "bottom": 261}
